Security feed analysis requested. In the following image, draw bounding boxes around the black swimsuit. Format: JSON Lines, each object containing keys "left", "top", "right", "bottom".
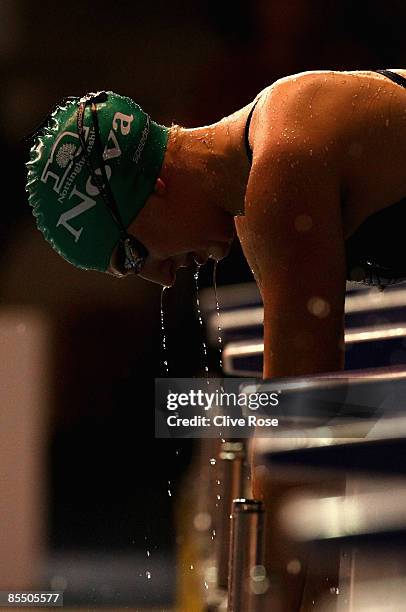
{"left": 244, "top": 69, "right": 406, "bottom": 289}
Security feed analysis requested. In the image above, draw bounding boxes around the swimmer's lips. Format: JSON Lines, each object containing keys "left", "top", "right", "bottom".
{"left": 167, "top": 245, "right": 230, "bottom": 285}
{"left": 167, "top": 251, "right": 218, "bottom": 285}
{"left": 167, "top": 252, "right": 205, "bottom": 285}
{"left": 173, "top": 246, "right": 230, "bottom": 274}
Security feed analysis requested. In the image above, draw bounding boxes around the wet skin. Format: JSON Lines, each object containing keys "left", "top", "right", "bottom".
{"left": 112, "top": 69, "right": 406, "bottom": 377}
{"left": 110, "top": 189, "right": 235, "bottom": 287}
{"left": 237, "top": 69, "right": 406, "bottom": 378}
{"left": 234, "top": 69, "right": 406, "bottom": 611}
{"left": 108, "top": 149, "right": 237, "bottom": 285}
{"left": 110, "top": 70, "right": 406, "bottom": 610}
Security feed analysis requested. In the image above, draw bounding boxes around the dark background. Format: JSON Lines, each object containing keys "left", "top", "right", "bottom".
{"left": 2, "top": 0, "right": 406, "bottom": 589}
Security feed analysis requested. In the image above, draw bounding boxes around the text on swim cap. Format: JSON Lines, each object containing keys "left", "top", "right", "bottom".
{"left": 41, "top": 111, "right": 134, "bottom": 242}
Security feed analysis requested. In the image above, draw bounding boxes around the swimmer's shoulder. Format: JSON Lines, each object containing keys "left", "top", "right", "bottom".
{"left": 249, "top": 69, "right": 406, "bottom": 232}
{"left": 254, "top": 68, "right": 406, "bottom": 129}
{"left": 252, "top": 70, "right": 376, "bottom": 129}
{"left": 255, "top": 68, "right": 406, "bottom": 102}
{"left": 249, "top": 71, "right": 347, "bottom": 163}
{"left": 251, "top": 68, "right": 406, "bottom": 162}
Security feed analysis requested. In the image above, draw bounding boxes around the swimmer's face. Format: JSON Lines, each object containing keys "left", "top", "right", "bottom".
{"left": 108, "top": 180, "right": 235, "bottom": 285}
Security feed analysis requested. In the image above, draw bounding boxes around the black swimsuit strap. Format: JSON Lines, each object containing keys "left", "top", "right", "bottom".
{"left": 245, "top": 99, "right": 260, "bottom": 164}
{"left": 372, "top": 69, "right": 406, "bottom": 89}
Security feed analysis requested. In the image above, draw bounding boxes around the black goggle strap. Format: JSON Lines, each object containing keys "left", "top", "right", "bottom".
{"left": 76, "top": 93, "right": 148, "bottom": 273}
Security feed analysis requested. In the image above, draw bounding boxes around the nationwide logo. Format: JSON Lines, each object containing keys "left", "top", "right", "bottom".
{"left": 56, "top": 143, "right": 77, "bottom": 169}
{"left": 40, "top": 110, "right": 134, "bottom": 243}
{"left": 40, "top": 128, "right": 87, "bottom": 196}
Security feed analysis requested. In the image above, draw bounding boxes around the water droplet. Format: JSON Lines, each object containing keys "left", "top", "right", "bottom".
{"left": 286, "top": 559, "right": 302, "bottom": 575}
{"left": 216, "top": 479, "right": 221, "bottom": 485}
{"left": 194, "top": 264, "right": 210, "bottom": 380}
{"left": 210, "top": 458, "right": 216, "bottom": 465}
{"left": 213, "top": 261, "right": 224, "bottom": 371}
{"left": 190, "top": 564, "right": 194, "bottom": 570}
{"left": 168, "top": 489, "right": 172, "bottom": 497}
{"left": 309, "top": 149, "right": 313, "bottom": 156}
{"left": 193, "top": 512, "right": 211, "bottom": 531}
{"left": 146, "top": 571, "right": 151, "bottom": 580}
{"left": 146, "top": 550, "right": 150, "bottom": 557}
{"left": 160, "top": 287, "right": 169, "bottom": 375}
{"left": 307, "top": 296, "right": 330, "bottom": 318}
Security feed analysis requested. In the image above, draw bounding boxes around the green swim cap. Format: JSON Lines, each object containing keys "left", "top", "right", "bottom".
{"left": 26, "top": 91, "right": 169, "bottom": 272}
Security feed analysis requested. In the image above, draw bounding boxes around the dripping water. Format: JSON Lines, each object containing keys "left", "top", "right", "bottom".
{"left": 194, "top": 263, "right": 209, "bottom": 378}
{"left": 213, "top": 260, "right": 223, "bottom": 371}
{"left": 160, "top": 286, "right": 169, "bottom": 375}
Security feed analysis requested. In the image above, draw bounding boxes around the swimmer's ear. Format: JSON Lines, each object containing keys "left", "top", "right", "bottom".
{"left": 154, "top": 177, "right": 166, "bottom": 196}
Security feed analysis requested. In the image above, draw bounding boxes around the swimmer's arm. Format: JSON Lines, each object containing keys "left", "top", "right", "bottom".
{"left": 237, "top": 145, "right": 346, "bottom": 379}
